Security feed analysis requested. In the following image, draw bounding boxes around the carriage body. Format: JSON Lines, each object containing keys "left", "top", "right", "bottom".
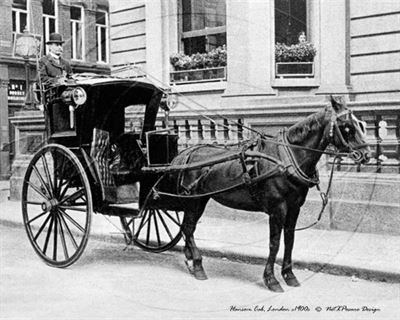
{"left": 43, "top": 75, "right": 178, "bottom": 207}
{"left": 22, "top": 74, "right": 182, "bottom": 267}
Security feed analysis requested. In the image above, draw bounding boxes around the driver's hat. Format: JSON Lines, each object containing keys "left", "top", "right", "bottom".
{"left": 46, "top": 33, "right": 65, "bottom": 45}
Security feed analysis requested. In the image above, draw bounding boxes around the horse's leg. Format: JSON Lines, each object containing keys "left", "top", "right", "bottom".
{"left": 182, "top": 208, "right": 208, "bottom": 280}
{"left": 282, "top": 206, "right": 301, "bottom": 287}
{"left": 263, "top": 202, "right": 286, "bottom": 292}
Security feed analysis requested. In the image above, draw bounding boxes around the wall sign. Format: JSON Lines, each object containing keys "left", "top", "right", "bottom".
{"left": 8, "top": 80, "right": 26, "bottom": 102}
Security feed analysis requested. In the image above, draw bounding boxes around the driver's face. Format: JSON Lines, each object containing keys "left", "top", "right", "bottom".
{"left": 49, "top": 43, "right": 63, "bottom": 57}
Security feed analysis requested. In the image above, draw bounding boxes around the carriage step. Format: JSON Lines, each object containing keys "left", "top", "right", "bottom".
{"left": 102, "top": 203, "right": 140, "bottom": 217}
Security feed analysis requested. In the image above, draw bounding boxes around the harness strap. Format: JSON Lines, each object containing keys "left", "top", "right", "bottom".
{"left": 277, "top": 131, "right": 319, "bottom": 187}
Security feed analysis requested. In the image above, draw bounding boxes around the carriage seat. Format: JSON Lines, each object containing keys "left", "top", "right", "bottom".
{"left": 110, "top": 132, "right": 146, "bottom": 185}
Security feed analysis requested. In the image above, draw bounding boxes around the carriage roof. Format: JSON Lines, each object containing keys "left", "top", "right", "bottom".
{"left": 44, "top": 74, "right": 165, "bottom": 144}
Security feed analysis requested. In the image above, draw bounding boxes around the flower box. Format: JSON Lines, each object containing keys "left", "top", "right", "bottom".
{"left": 170, "top": 66, "right": 227, "bottom": 84}
{"left": 276, "top": 62, "right": 314, "bottom": 78}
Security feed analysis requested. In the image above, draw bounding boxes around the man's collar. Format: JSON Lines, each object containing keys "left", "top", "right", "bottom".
{"left": 49, "top": 52, "right": 61, "bottom": 61}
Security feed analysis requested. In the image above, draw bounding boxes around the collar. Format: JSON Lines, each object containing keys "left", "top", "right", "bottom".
{"left": 277, "top": 131, "right": 319, "bottom": 187}
{"left": 49, "top": 52, "right": 61, "bottom": 61}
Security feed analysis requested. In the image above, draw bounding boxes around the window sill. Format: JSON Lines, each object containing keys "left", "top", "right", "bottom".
{"left": 272, "top": 78, "right": 320, "bottom": 88}
{"left": 170, "top": 81, "right": 227, "bottom": 93}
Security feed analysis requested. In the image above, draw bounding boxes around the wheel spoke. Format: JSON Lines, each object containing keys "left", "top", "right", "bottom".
{"left": 26, "top": 201, "right": 43, "bottom": 206}
{"left": 136, "top": 209, "right": 151, "bottom": 234}
{"left": 155, "top": 210, "right": 174, "bottom": 240}
{"left": 58, "top": 208, "right": 85, "bottom": 233}
{"left": 59, "top": 189, "right": 85, "bottom": 206}
{"left": 175, "top": 211, "right": 181, "bottom": 224}
{"left": 33, "top": 213, "right": 52, "bottom": 241}
{"left": 32, "top": 165, "right": 52, "bottom": 198}
{"left": 58, "top": 177, "right": 74, "bottom": 201}
{"left": 161, "top": 210, "right": 181, "bottom": 226}
{"left": 43, "top": 214, "right": 54, "bottom": 255}
{"left": 58, "top": 211, "right": 78, "bottom": 249}
{"left": 53, "top": 214, "right": 58, "bottom": 260}
{"left": 27, "top": 181, "right": 49, "bottom": 200}
{"left": 153, "top": 210, "right": 161, "bottom": 246}
{"left": 55, "top": 155, "right": 66, "bottom": 195}
{"left": 57, "top": 215, "right": 69, "bottom": 260}
{"left": 41, "top": 154, "right": 54, "bottom": 197}
{"left": 146, "top": 210, "right": 153, "bottom": 245}
{"left": 28, "top": 211, "right": 47, "bottom": 224}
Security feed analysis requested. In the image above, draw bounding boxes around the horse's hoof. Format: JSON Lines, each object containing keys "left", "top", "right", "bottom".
{"left": 264, "top": 277, "right": 284, "bottom": 292}
{"left": 193, "top": 269, "right": 208, "bottom": 280}
{"left": 282, "top": 272, "right": 301, "bottom": 287}
{"left": 185, "top": 260, "right": 208, "bottom": 280}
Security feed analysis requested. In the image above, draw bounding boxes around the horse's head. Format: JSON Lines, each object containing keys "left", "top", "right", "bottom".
{"left": 329, "top": 96, "right": 371, "bottom": 164}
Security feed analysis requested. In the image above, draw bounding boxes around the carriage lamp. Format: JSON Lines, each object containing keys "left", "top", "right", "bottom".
{"left": 60, "top": 86, "right": 87, "bottom": 129}
{"left": 61, "top": 87, "right": 87, "bottom": 106}
{"left": 72, "top": 87, "right": 87, "bottom": 105}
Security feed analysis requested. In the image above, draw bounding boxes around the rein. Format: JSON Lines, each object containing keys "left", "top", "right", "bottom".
{"left": 294, "top": 155, "right": 340, "bottom": 231}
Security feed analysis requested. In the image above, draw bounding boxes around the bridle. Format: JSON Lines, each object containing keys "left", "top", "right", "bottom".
{"left": 328, "top": 107, "right": 369, "bottom": 162}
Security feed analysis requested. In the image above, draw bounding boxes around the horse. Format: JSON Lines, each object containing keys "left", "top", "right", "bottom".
{"left": 156, "top": 96, "right": 370, "bottom": 292}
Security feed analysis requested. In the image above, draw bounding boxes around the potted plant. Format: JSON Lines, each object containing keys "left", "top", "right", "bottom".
{"left": 170, "top": 46, "right": 227, "bottom": 83}
{"left": 275, "top": 42, "right": 316, "bottom": 77}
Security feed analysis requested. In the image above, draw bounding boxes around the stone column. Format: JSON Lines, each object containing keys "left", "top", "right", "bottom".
{"left": 145, "top": 0, "right": 165, "bottom": 83}
{"left": 316, "top": 0, "right": 351, "bottom": 95}
{"left": 223, "top": 0, "right": 275, "bottom": 100}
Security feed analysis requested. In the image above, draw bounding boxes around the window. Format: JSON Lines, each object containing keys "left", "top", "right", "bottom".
{"left": 96, "top": 10, "right": 109, "bottom": 63}
{"left": 12, "top": 0, "right": 28, "bottom": 33}
{"left": 70, "top": 6, "right": 84, "bottom": 60}
{"left": 180, "top": 0, "right": 226, "bottom": 55}
{"left": 275, "top": 0, "right": 307, "bottom": 45}
{"left": 43, "top": 0, "right": 58, "bottom": 54}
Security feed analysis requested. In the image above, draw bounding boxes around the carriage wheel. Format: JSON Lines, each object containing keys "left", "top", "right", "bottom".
{"left": 22, "top": 144, "right": 92, "bottom": 268}
{"left": 121, "top": 208, "right": 183, "bottom": 253}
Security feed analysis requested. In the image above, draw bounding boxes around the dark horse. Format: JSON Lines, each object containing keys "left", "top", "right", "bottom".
{"left": 158, "top": 96, "right": 370, "bottom": 292}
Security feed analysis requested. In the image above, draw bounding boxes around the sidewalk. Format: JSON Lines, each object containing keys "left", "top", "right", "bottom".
{"left": 1, "top": 180, "right": 399, "bottom": 283}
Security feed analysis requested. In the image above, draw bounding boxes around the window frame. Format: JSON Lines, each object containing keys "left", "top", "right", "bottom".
{"left": 70, "top": 5, "right": 85, "bottom": 61}
{"left": 95, "top": 9, "right": 109, "bottom": 64}
{"left": 43, "top": 0, "right": 58, "bottom": 55}
{"left": 272, "top": 0, "right": 320, "bottom": 87}
{"left": 178, "top": 0, "right": 226, "bottom": 55}
{"left": 12, "top": 0, "right": 29, "bottom": 33}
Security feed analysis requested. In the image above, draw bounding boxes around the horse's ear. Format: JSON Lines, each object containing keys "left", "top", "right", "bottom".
{"left": 330, "top": 95, "right": 345, "bottom": 112}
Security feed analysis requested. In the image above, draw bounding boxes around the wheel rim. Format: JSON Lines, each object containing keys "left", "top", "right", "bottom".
{"left": 22, "top": 144, "right": 92, "bottom": 267}
{"left": 132, "top": 209, "right": 183, "bottom": 252}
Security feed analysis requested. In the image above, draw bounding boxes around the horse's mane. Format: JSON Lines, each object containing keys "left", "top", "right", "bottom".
{"left": 286, "top": 108, "right": 327, "bottom": 144}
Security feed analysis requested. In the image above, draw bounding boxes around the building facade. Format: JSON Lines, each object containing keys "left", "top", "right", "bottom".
{"left": 0, "top": 0, "right": 110, "bottom": 179}
{"left": 108, "top": 0, "right": 400, "bottom": 176}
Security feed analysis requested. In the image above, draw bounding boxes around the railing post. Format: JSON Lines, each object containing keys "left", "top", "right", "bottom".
{"left": 358, "top": 112, "right": 379, "bottom": 173}
{"left": 378, "top": 113, "right": 400, "bottom": 173}
{"left": 202, "top": 120, "right": 213, "bottom": 144}
{"left": 215, "top": 119, "right": 225, "bottom": 144}
{"left": 188, "top": 119, "right": 201, "bottom": 146}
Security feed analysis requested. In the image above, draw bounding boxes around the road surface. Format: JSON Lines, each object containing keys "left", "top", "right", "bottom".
{"left": 0, "top": 222, "right": 398, "bottom": 320}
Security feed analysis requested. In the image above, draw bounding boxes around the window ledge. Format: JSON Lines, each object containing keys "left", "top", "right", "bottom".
{"left": 272, "top": 78, "right": 320, "bottom": 88}
{"left": 170, "top": 81, "right": 227, "bottom": 93}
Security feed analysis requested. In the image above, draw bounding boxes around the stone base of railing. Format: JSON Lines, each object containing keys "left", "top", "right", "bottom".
{"left": 206, "top": 172, "right": 400, "bottom": 236}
